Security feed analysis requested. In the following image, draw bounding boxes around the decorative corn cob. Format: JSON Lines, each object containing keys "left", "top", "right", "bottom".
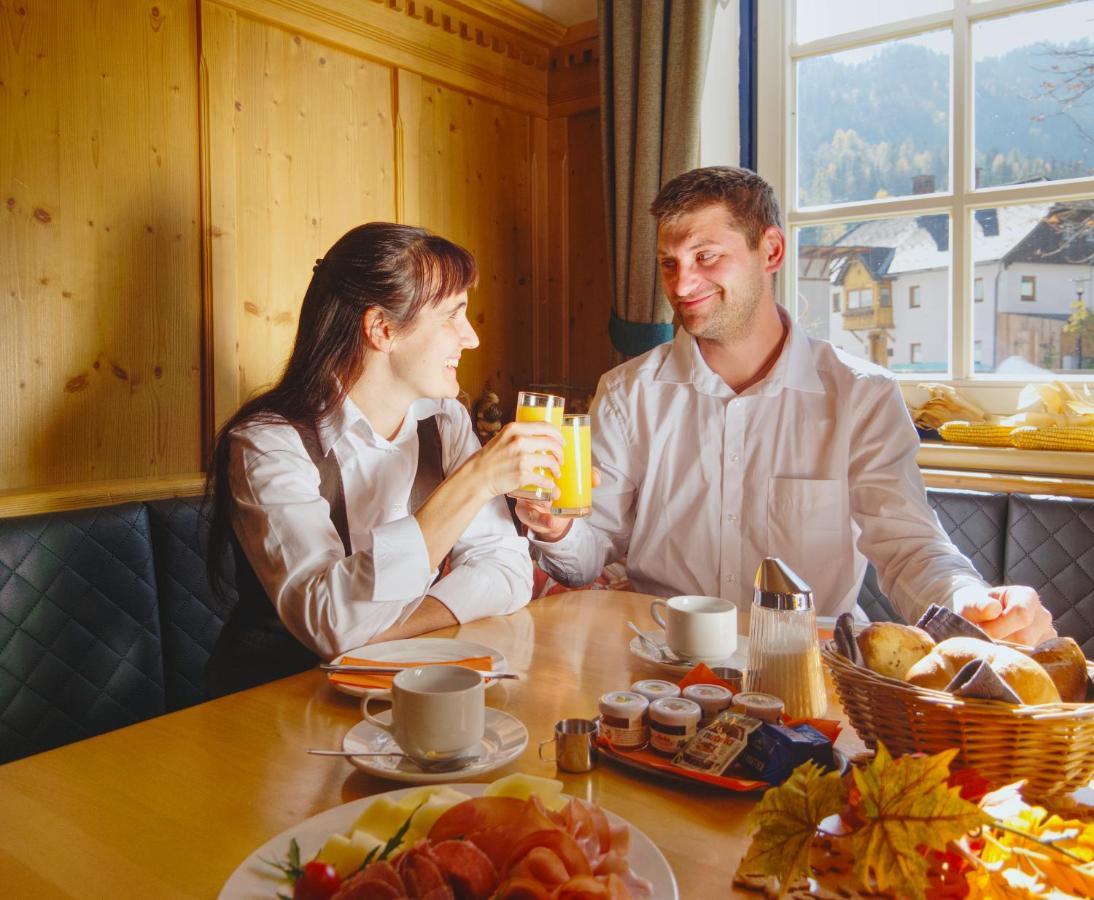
{"left": 938, "top": 421, "right": 1017, "bottom": 447}
{"left": 1010, "top": 425, "right": 1094, "bottom": 451}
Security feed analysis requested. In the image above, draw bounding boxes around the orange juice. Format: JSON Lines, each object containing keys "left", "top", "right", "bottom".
{"left": 552, "top": 415, "right": 591, "bottom": 517}
{"left": 508, "top": 392, "right": 565, "bottom": 500}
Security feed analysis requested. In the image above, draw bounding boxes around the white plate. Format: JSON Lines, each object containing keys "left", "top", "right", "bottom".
{"left": 218, "top": 783, "right": 678, "bottom": 899}
{"left": 328, "top": 638, "right": 508, "bottom": 698}
{"left": 629, "top": 628, "right": 751, "bottom": 676}
{"left": 342, "top": 708, "right": 528, "bottom": 784}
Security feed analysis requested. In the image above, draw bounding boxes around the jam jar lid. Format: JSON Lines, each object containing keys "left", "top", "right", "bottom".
{"left": 599, "top": 691, "right": 649, "bottom": 718}
{"left": 630, "top": 679, "right": 681, "bottom": 700}
{"left": 648, "top": 697, "right": 702, "bottom": 726}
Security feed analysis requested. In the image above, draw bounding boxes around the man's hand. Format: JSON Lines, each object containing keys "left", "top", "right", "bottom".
{"left": 954, "top": 585, "right": 1056, "bottom": 646}
{"left": 514, "top": 467, "right": 601, "bottom": 542}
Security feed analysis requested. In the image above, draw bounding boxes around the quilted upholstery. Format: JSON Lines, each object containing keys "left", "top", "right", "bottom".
{"left": 0, "top": 504, "right": 164, "bottom": 764}
{"left": 857, "top": 488, "right": 1008, "bottom": 624}
{"left": 1005, "top": 493, "right": 1094, "bottom": 655}
{"left": 147, "top": 498, "right": 238, "bottom": 712}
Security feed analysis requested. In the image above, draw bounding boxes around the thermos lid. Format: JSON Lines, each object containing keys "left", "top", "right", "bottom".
{"left": 753, "top": 557, "right": 813, "bottom": 611}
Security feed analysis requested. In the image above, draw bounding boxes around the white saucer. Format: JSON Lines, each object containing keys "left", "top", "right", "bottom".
{"left": 341, "top": 708, "right": 528, "bottom": 784}
{"left": 329, "top": 638, "right": 508, "bottom": 698}
{"left": 629, "top": 628, "right": 750, "bottom": 676}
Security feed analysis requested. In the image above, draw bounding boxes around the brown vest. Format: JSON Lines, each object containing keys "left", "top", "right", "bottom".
{"left": 207, "top": 415, "right": 446, "bottom": 696}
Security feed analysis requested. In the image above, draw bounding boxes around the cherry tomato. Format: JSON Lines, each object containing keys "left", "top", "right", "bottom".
{"left": 293, "top": 860, "right": 341, "bottom": 900}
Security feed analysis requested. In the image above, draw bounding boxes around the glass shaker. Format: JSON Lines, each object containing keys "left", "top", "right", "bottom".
{"left": 746, "top": 557, "right": 827, "bottom": 718}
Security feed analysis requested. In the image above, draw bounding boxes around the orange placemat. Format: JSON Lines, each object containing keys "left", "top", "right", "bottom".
{"left": 327, "top": 655, "right": 493, "bottom": 691}
{"left": 597, "top": 737, "right": 771, "bottom": 792}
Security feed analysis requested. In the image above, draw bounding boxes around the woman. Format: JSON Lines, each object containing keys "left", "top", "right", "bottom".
{"left": 205, "top": 222, "right": 560, "bottom": 690}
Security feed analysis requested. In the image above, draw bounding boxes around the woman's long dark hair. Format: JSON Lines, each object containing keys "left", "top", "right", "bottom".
{"left": 205, "top": 222, "right": 478, "bottom": 595}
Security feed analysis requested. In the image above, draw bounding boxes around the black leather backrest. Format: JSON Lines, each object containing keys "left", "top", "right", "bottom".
{"left": 0, "top": 503, "right": 164, "bottom": 763}
{"left": 147, "top": 497, "right": 239, "bottom": 711}
{"left": 857, "top": 487, "right": 1008, "bottom": 623}
{"left": 1005, "top": 493, "right": 1094, "bottom": 655}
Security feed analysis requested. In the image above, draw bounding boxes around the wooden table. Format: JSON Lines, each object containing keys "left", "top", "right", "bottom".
{"left": 0, "top": 590, "right": 862, "bottom": 898}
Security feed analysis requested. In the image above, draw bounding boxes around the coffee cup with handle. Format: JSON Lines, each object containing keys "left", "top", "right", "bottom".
{"left": 649, "top": 595, "right": 738, "bottom": 660}
{"left": 361, "top": 665, "right": 485, "bottom": 765}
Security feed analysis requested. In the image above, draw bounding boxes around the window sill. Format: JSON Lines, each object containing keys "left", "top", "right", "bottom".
{"left": 916, "top": 441, "right": 1094, "bottom": 498}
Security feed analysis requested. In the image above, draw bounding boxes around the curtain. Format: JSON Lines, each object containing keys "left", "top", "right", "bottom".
{"left": 599, "top": 0, "right": 717, "bottom": 358}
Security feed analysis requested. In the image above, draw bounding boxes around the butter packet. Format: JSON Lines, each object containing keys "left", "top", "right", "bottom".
{"left": 673, "top": 711, "right": 762, "bottom": 776}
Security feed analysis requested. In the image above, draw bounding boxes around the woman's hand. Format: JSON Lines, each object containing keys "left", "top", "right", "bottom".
{"left": 464, "top": 420, "right": 564, "bottom": 500}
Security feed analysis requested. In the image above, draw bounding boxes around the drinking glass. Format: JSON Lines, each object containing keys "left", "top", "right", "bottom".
{"left": 551, "top": 413, "right": 592, "bottom": 517}
{"left": 508, "top": 391, "right": 564, "bottom": 501}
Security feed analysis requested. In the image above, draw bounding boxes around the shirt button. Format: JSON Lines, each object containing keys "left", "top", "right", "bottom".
{"left": 727, "top": 574, "right": 736, "bottom": 584}
{"left": 726, "top": 513, "right": 737, "bottom": 522}
{"left": 731, "top": 454, "right": 740, "bottom": 463}
{"left": 392, "top": 504, "right": 403, "bottom": 512}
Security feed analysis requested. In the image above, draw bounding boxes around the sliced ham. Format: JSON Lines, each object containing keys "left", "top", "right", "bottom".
{"left": 330, "top": 860, "right": 408, "bottom": 900}
{"left": 428, "top": 797, "right": 558, "bottom": 872}
{"left": 491, "top": 877, "right": 555, "bottom": 899}
{"left": 395, "top": 843, "right": 453, "bottom": 899}
{"left": 429, "top": 839, "right": 499, "bottom": 899}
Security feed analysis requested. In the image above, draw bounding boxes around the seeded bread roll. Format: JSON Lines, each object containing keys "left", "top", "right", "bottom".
{"left": 855, "top": 622, "right": 936, "bottom": 680}
{"left": 905, "top": 637, "right": 1061, "bottom": 705}
{"left": 1029, "top": 637, "right": 1090, "bottom": 703}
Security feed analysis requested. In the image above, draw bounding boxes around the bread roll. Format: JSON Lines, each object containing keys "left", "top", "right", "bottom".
{"left": 1030, "top": 637, "right": 1090, "bottom": 703}
{"left": 905, "top": 637, "right": 990, "bottom": 690}
{"left": 990, "top": 645, "right": 1060, "bottom": 705}
{"left": 855, "top": 623, "right": 936, "bottom": 680}
{"left": 905, "top": 637, "right": 1061, "bottom": 704}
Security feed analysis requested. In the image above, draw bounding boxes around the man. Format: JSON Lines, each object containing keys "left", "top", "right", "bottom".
{"left": 518, "top": 166, "right": 1054, "bottom": 644}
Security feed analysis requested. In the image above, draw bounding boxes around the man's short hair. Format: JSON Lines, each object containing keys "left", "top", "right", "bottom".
{"left": 650, "top": 166, "right": 783, "bottom": 249}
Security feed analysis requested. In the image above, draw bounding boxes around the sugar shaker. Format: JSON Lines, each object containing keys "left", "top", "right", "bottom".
{"left": 746, "top": 557, "right": 827, "bottom": 718}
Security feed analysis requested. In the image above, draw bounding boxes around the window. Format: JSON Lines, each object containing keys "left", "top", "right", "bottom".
{"left": 760, "top": 0, "right": 1094, "bottom": 404}
{"left": 831, "top": 292, "right": 841, "bottom": 312}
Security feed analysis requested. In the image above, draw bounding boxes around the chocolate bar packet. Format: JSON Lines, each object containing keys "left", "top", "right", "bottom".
{"left": 673, "top": 711, "right": 762, "bottom": 776}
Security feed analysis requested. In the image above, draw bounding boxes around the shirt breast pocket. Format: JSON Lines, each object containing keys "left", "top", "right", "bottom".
{"left": 767, "top": 477, "right": 847, "bottom": 576}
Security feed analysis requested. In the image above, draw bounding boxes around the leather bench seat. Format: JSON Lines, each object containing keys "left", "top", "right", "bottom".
{"left": 3, "top": 488, "right": 1094, "bottom": 764}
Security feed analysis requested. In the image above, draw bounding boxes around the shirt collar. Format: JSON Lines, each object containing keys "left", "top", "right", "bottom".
{"left": 653, "top": 306, "right": 825, "bottom": 398}
{"left": 316, "top": 394, "right": 441, "bottom": 455}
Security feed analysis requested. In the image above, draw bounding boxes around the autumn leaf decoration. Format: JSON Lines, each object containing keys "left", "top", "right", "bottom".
{"left": 741, "top": 760, "right": 845, "bottom": 893}
{"left": 740, "top": 742, "right": 989, "bottom": 899}
{"left": 850, "top": 744, "right": 989, "bottom": 899}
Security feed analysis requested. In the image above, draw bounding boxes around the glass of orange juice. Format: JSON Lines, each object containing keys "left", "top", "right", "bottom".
{"left": 552, "top": 414, "right": 592, "bottom": 517}
{"left": 508, "top": 391, "right": 565, "bottom": 500}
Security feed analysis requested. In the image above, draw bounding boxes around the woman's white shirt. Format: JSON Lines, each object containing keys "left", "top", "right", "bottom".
{"left": 229, "top": 396, "right": 532, "bottom": 659}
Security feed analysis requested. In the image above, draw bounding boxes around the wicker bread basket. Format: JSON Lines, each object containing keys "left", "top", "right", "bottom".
{"left": 822, "top": 641, "right": 1094, "bottom": 799}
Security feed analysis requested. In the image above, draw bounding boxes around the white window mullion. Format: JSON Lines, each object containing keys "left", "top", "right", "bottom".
{"left": 952, "top": 0, "right": 972, "bottom": 381}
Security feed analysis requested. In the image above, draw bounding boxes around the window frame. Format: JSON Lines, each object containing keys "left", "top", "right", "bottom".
{"left": 756, "top": 0, "right": 1094, "bottom": 416}
{"left": 909, "top": 285, "right": 921, "bottom": 309}
{"left": 1020, "top": 275, "right": 1037, "bottom": 302}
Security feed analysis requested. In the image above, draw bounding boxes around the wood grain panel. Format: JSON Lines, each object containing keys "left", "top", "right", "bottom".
{"left": 202, "top": 6, "right": 397, "bottom": 426}
{"left": 565, "top": 109, "right": 611, "bottom": 395}
{"left": 0, "top": 0, "right": 202, "bottom": 491}
{"left": 398, "top": 70, "right": 534, "bottom": 413}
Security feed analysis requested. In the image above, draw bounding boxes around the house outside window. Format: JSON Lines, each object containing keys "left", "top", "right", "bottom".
{"left": 832, "top": 292, "right": 841, "bottom": 312}
{"left": 910, "top": 343, "right": 922, "bottom": 364}
{"left": 759, "top": 0, "right": 1094, "bottom": 403}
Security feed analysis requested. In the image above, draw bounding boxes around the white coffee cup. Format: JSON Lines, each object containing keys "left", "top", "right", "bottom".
{"left": 361, "top": 665, "right": 485, "bottom": 763}
{"left": 650, "top": 595, "right": 738, "bottom": 660}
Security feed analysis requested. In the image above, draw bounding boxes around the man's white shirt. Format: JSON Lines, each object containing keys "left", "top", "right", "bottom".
{"left": 531, "top": 312, "right": 985, "bottom": 622}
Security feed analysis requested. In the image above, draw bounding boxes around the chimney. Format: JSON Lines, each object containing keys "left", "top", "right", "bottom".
{"left": 913, "top": 174, "right": 936, "bottom": 195}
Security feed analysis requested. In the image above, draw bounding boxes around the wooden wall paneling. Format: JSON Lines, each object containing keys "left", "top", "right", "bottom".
{"left": 530, "top": 114, "right": 549, "bottom": 387}
{"left": 397, "top": 71, "right": 535, "bottom": 412}
{"left": 202, "top": 4, "right": 397, "bottom": 428}
{"left": 0, "top": 0, "right": 202, "bottom": 492}
{"left": 215, "top": 0, "right": 556, "bottom": 117}
{"left": 564, "top": 108, "right": 611, "bottom": 394}
{"left": 544, "top": 115, "right": 570, "bottom": 386}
